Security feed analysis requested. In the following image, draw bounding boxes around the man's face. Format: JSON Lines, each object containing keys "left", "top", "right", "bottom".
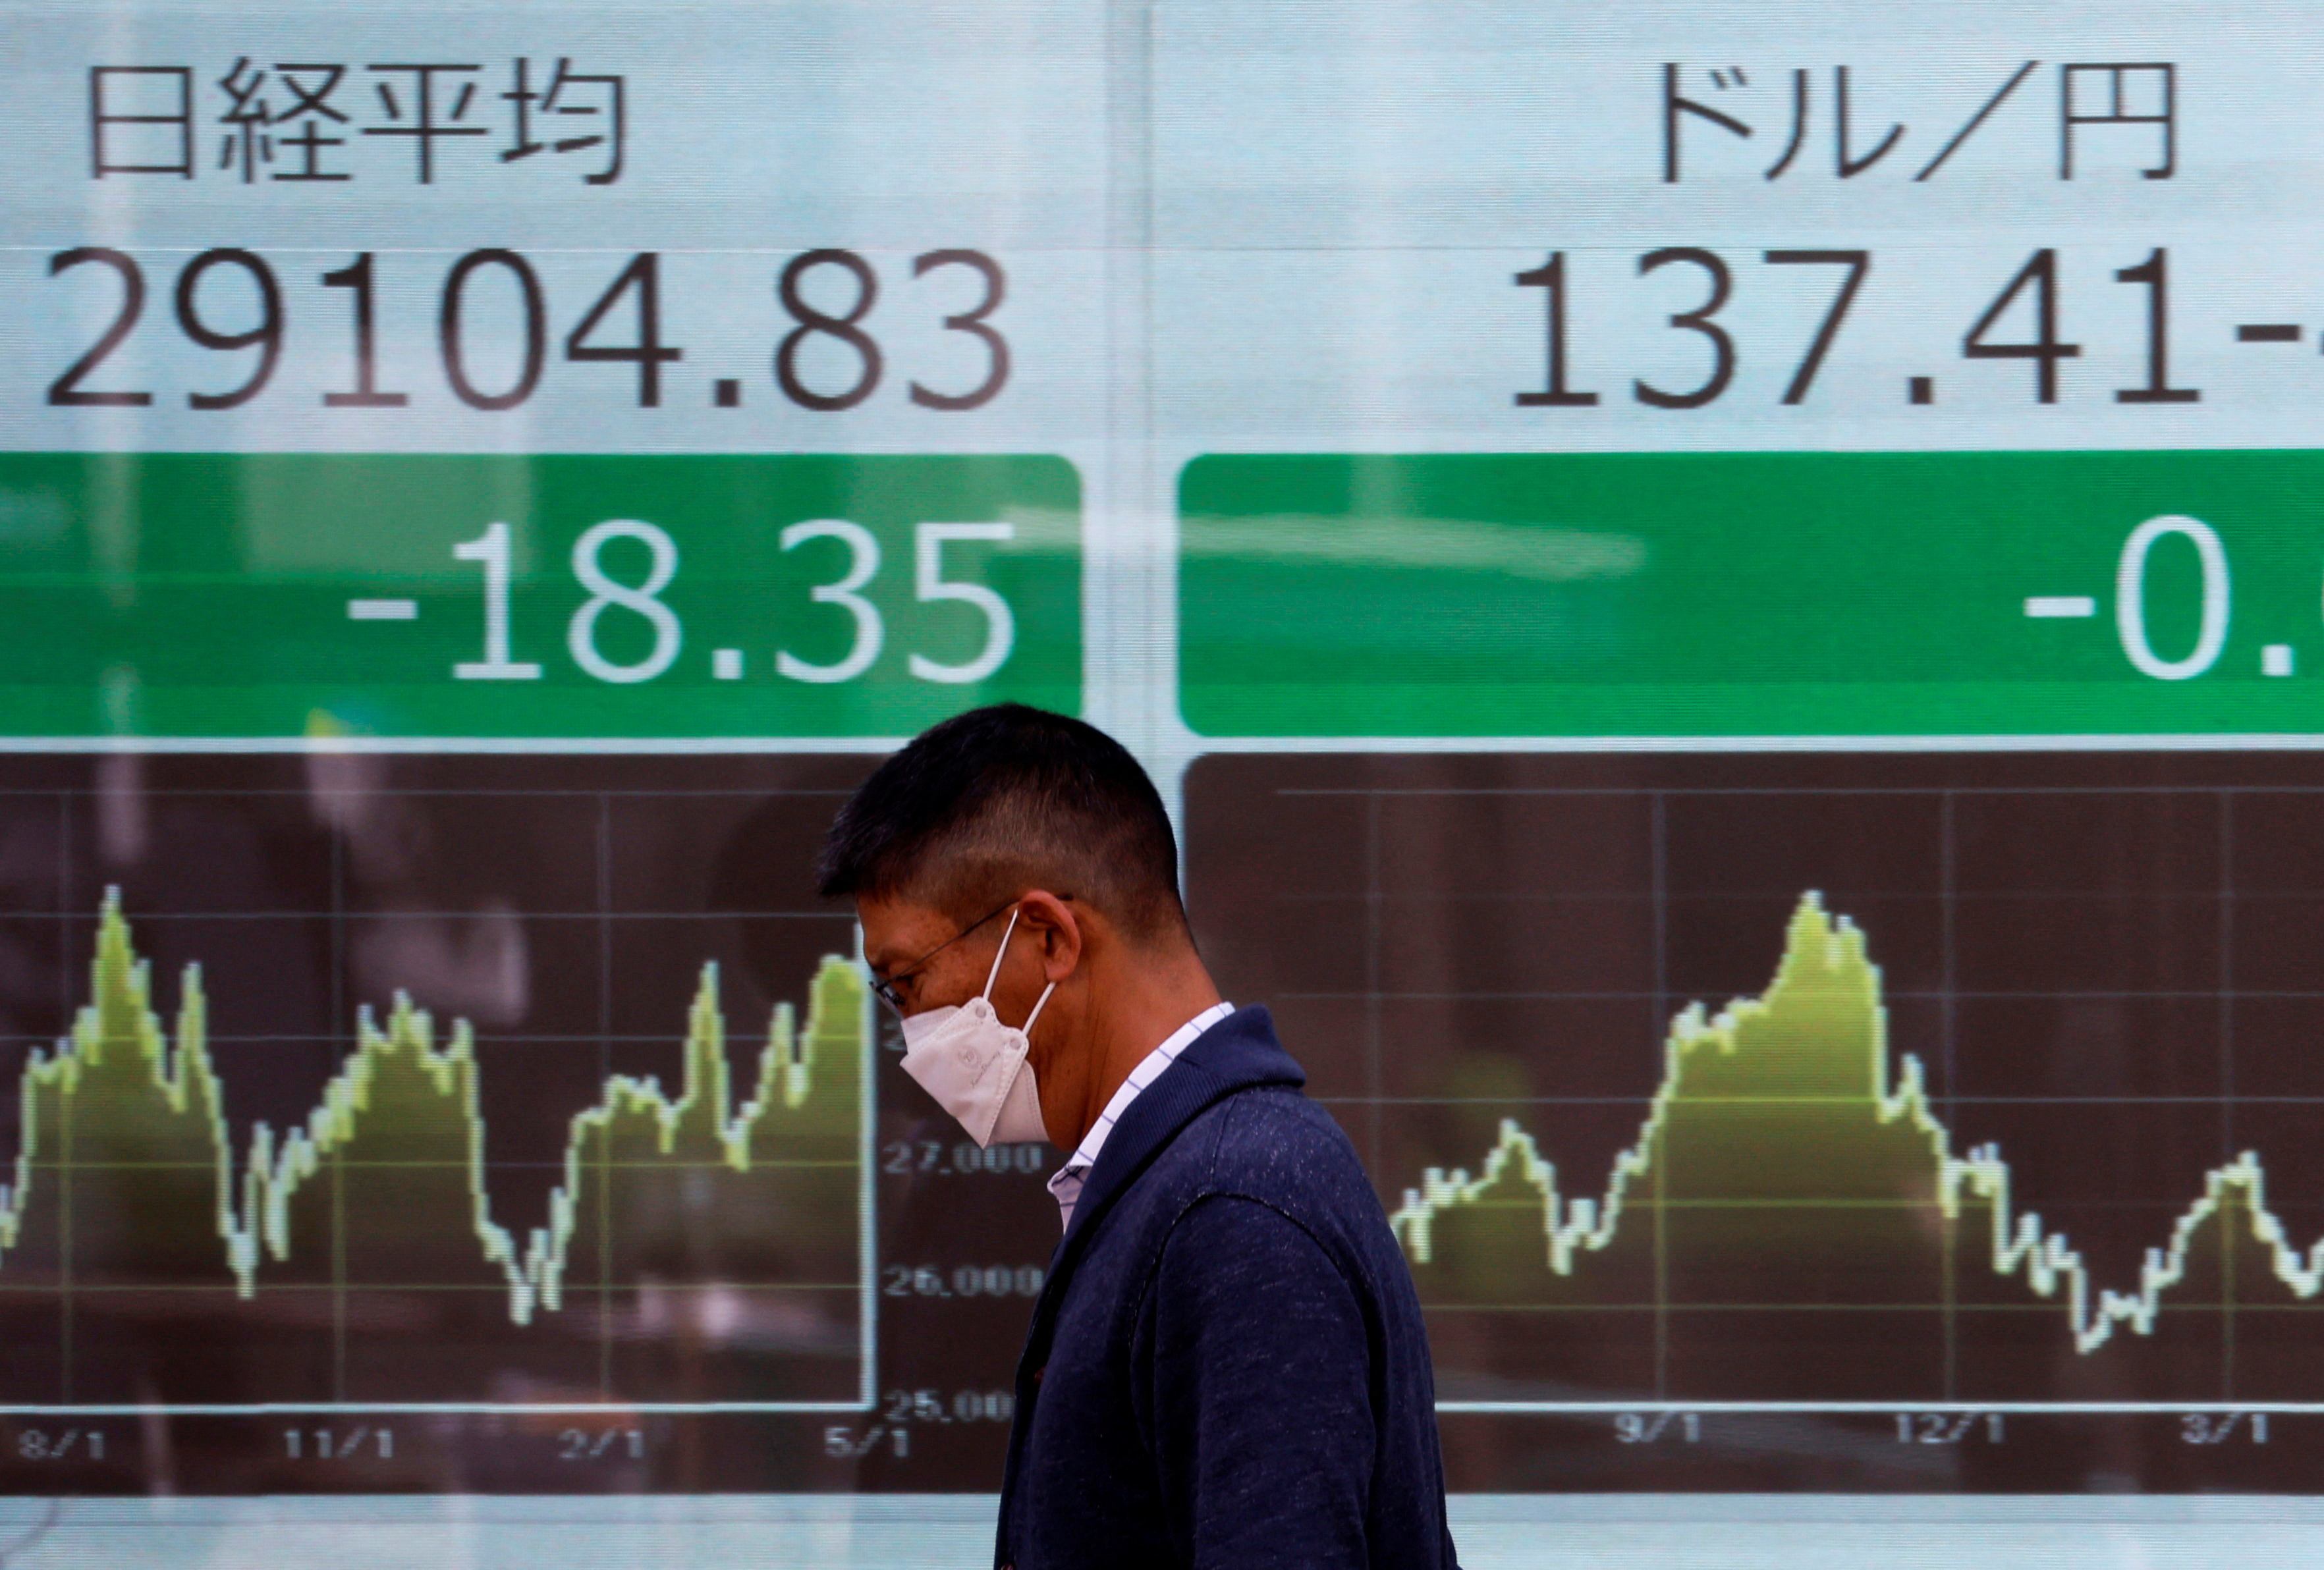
{"left": 858, "top": 889, "right": 1089, "bottom": 1150}
{"left": 857, "top": 892, "right": 1016, "bottom": 1019}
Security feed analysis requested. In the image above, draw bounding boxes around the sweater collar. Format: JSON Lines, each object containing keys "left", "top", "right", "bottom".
{"left": 1054, "top": 1004, "right": 1306, "bottom": 1255}
{"left": 1047, "top": 1000, "right": 1236, "bottom": 1231}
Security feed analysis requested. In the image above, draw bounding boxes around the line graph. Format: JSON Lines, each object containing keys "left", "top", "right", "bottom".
{"left": 1185, "top": 751, "right": 2324, "bottom": 1421}
{"left": 0, "top": 895, "right": 870, "bottom": 1414}
{"left": 0, "top": 753, "right": 887, "bottom": 1419}
{"left": 1391, "top": 895, "right": 2321, "bottom": 1407}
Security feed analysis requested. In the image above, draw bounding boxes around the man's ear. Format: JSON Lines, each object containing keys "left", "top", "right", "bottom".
{"left": 1014, "top": 889, "right": 1084, "bottom": 983}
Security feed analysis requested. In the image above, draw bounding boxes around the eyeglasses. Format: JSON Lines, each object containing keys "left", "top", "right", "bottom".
{"left": 868, "top": 898, "right": 1020, "bottom": 1016}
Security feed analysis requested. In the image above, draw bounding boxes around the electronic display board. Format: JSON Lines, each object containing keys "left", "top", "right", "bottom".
{"left": 1, "top": 0, "right": 2321, "bottom": 1563}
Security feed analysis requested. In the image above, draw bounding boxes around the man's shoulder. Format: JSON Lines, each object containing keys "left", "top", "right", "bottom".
{"left": 1159, "top": 1085, "right": 1387, "bottom": 1245}
{"left": 1191, "top": 1081, "right": 1356, "bottom": 1172}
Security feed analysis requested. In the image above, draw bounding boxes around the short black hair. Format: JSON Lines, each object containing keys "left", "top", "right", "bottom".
{"left": 817, "top": 704, "right": 1186, "bottom": 942}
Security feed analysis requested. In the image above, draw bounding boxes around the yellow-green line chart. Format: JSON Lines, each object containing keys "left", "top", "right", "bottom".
{"left": 0, "top": 753, "right": 877, "bottom": 1415}
{"left": 1185, "top": 751, "right": 2324, "bottom": 1417}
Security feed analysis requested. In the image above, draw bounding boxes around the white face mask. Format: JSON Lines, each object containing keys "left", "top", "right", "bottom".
{"left": 896, "top": 907, "right": 1055, "bottom": 1148}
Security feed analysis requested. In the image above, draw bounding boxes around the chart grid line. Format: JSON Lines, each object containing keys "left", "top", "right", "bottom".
{"left": 1940, "top": 788, "right": 1959, "bottom": 1401}
{"left": 1197, "top": 757, "right": 2324, "bottom": 1422}
{"left": 0, "top": 766, "right": 880, "bottom": 1417}
{"left": 1364, "top": 792, "right": 1384, "bottom": 1178}
{"left": 2221, "top": 791, "right": 2240, "bottom": 1402}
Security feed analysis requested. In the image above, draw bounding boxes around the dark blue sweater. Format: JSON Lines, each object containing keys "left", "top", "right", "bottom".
{"left": 995, "top": 1006, "right": 1460, "bottom": 1569}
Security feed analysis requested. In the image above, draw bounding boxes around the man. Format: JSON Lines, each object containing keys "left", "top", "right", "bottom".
{"left": 819, "top": 703, "right": 1459, "bottom": 1570}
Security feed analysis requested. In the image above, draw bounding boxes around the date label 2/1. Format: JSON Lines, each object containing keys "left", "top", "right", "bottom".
{"left": 558, "top": 1426, "right": 647, "bottom": 1461}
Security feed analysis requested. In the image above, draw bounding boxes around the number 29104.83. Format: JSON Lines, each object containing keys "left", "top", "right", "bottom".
{"left": 44, "top": 247, "right": 1009, "bottom": 414}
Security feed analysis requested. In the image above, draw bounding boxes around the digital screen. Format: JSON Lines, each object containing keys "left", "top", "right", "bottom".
{"left": 1188, "top": 752, "right": 2324, "bottom": 1489}
{"left": 2, "top": 0, "right": 2321, "bottom": 1563}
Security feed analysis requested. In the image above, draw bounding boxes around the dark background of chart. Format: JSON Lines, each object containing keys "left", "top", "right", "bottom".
{"left": 0, "top": 753, "right": 1062, "bottom": 1494}
{"left": 13, "top": 747, "right": 2324, "bottom": 1494}
{"left": 1184, "top": 751, "right": 2324, "bottom": 1492}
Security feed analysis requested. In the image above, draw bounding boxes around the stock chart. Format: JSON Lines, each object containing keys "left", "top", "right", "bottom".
{"left": 7, "top": 0, "right": 2324, "bottom": 1558}
{"left": 0, "top": 894, "right": 867, "bottom": 1409}
{"left": 0, "top": 753, "right": 1067, "bottom": 1493}
{"left": 1188, "top": 751, "right": 2324, "bottom": 1490}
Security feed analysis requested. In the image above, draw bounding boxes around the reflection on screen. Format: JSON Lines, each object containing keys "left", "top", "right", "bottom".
{"left": 7, "top": 0, "right": 2324, "bottom": 1563}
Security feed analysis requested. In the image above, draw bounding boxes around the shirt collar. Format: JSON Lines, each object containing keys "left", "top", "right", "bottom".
{"left": 1045, "top": 1001, "right": 1234, "bottom": 1231}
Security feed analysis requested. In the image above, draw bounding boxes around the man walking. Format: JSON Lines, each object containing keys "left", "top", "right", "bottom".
{"left": 819, "top": 703, "right": 1458, "bottom": 1569}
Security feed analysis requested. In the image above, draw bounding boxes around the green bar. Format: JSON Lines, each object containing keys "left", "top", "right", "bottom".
{"left": 1178, "top": 451, "right": 2324, "bottom": 738}
{"left": 0, "top": 453, "right": 1080, "bottom": 740}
